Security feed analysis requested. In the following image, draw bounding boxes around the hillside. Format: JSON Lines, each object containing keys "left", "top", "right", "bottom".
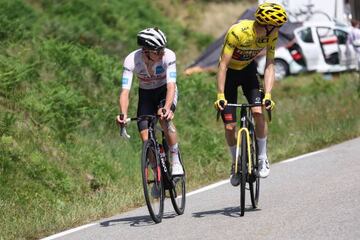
{"left": 1, "top": 1, "right": 360, "bottom": 239}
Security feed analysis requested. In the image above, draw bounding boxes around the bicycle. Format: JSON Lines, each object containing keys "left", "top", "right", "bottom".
{"left": 218, "top": 102, "right": 271, "bottom": 216}
{"left": 119, "top": 113, "right": 186, "bottom": 223}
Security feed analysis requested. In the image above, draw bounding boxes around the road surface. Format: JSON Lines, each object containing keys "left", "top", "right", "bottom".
{"left": 43, "top": 137, "right": 360, "bottom": 240}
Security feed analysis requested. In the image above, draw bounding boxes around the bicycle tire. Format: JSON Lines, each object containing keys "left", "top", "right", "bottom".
{"left": 169, "top": 148, "right": 186, "bottom": 215}
{"left": 239, "top": 131, "right": 247, "bottom": 217}
{"left": 141, "top": 140, "right": 164, "bottom": 223}
{"left": 249, "top": 128, "right": 260, "bottom": 209}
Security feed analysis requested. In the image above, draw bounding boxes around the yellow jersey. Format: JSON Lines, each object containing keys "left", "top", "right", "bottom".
{"left": 220, "top": 20, "right": 278, "bottom": 70}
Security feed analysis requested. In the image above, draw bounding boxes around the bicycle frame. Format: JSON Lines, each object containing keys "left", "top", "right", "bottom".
{"left": 120, "top": 114, "right": 174, "bottom": 187}
{"left": 227, "top": 103, "right": 261, "bottom": 176}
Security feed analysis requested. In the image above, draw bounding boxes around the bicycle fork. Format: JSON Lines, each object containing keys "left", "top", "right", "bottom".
{"left": 235, "top": 127, "right": 253, "bottom": 176}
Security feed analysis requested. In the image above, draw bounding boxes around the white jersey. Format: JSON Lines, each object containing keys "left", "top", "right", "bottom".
{"left": 121, "top": 48, "right": 177, "bottom": 90}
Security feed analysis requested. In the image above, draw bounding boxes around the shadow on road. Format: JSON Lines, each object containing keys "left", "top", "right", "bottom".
{"left": 192, "top": 205, "right": 260, "bottom": 218}
{"left": 99, "top": 212, "right": 177, "bottom": 227}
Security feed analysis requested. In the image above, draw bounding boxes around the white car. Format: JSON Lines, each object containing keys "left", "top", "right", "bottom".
{"left": 256, "top": 43, "right": 306, "bottom": 80}
{"left": 257, "top": 21, "right": 358, "bottom": 80}
{"left": 294, "top": 21, "right": 358, "bottom": 73}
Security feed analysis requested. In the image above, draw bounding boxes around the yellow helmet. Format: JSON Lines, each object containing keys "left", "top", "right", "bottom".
{"left": 255, "top": 2, "right": 288, "bottom": 27}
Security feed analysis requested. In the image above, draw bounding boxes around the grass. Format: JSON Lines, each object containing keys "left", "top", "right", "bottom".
{"left": 1, "top": 0, "right": 360, "bottom": 239}
{"left": 269, "top": 73, "right": 360, "bottom": 161}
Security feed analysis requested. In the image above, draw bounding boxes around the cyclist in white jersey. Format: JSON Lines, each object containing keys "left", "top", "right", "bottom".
{"left": 116, "top": 27, "right": 183, "bottom": 175}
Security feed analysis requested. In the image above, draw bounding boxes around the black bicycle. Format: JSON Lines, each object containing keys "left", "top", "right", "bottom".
{"left": 119, "top": 114, "right": 186, "bottom": 223}
{"left": 218, "top": 102, "right": 271, "bottom": 216}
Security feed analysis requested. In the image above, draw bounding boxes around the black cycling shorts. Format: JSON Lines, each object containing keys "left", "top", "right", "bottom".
{"left": 221, "top": 61, "right": 262, "bottom": 124}
{"left": 137, "top": 84, "right": 176, "bottom": 131}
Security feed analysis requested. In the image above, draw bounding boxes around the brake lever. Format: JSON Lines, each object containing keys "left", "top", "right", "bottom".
{"left": 216, "top": 100, "right": 225, "bottom": 122}
{"left": 264, "top": 100, "right": 272, "bottom": 122}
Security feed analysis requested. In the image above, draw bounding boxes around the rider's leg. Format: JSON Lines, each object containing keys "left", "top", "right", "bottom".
{"left": 252, "top": 107, "right": 270, "bottom": 178}
{"left": 252, "top": 106, "right": 268, "bottom": 159}
{"left": 222, "top": 68, "right": 242, "bottom": 186}
{"left": 224, "top": 122, "right": 241, "bottom": 186}
{"left": 224, "top": 122, "right": 237, "bottom": 163}
{"left": 139, "top": 129, "right": 149, "bottom": 142}
{"left": 159, "top": 120, "right": 183, "bottom": 175}
{"left": 242, "top": 61, "right": 270, "bottom": 178}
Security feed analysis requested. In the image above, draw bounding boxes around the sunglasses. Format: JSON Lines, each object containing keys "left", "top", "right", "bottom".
{"left": 143, "top": 49, "right": 164, "bottom": 55}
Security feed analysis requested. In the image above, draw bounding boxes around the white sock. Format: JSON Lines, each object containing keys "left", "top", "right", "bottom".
{"left": 170, "top": 143, "right": 180, "bottom": 164}
{"left": 229, "top": 145, "right": 237, "bottom": 164}
{"left": 257, "top": 137, "right": 267, "bottom": 160}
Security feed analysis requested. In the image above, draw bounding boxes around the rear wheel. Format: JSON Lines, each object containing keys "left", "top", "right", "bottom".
{"left": 141, "top": 140, "right": 164, "bottom": 223}
{"left": 169, "top": 148, "right": 186, "bottom": 215}
{"left": 239, "top": 132, "right": 247, "bottom": 216}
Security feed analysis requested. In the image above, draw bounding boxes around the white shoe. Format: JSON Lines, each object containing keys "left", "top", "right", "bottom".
{"left": 171, "top": 162, "right": 184, "bottom": 175}
{"left": 258, "top": 158, "right": 270, "bottom": 178}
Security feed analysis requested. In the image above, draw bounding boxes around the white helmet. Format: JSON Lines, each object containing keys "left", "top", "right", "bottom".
{"left": 137, "top": 27, "right": 167, "bottom": 50}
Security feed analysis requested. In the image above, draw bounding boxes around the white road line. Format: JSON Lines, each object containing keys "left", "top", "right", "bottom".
{"left": 41, "top": 148, "right": 328, "bottom": 239}
{"left": 279, "top": 149, "right": 327, "bottom": 164}
{"left": 186, "top": 179, "right": 229, "bottom": 197}
{"left": 40, "top": 223, "right": 97, "bottom": 240}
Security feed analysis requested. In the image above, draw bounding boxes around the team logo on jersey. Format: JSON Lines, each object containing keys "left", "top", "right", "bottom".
{"left": 156, "top": 66, "right": 165, "bottom": 74}
{"left": 233, "top": 49, "right": 260, "bottom": 61}
{"left": 257, "top": 37, "right": 268, "bottom": 44}
{"left": 122, "top": 77, "right": 128, "bottom": 85}
{"left": 170, "top": 72, "right": 176, "bottom": 79}
{"left": 240, "top": 27, "right": 249, "bottom": 32}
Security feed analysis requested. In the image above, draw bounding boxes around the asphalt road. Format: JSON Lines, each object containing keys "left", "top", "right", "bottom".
{"left": 43, "top": 137, "right": 360, "bottom": 240}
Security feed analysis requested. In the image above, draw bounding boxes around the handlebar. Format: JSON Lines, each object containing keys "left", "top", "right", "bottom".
{"left": 118, "top": 111, "right": 174, "bottom": 140}
{"left": 217, "top": 102, "right": 272, "bottom": 122}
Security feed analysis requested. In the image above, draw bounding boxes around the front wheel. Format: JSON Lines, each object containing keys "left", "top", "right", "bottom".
{"left": 239, "top": 132, "right": 248, "bottom": 216}
{"left": 169, "top": 148, "right": 186, "bottom": 215}
{"left": 141, "top": 140, "right": 164, "bottom": 223}
{"left": 249, "top": 129, "right": 260, "bottom": 208}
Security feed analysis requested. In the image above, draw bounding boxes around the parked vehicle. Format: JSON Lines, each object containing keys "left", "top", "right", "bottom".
{"left": 295, "top": 21, "right": 358, "bottom": 73}
{"left": 257, "top": 21, "right": 358, "bottom": 80}
{"left": 256, "top": 42, "right": 306, "bottom": 80}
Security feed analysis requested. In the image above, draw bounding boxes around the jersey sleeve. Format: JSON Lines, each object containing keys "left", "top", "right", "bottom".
{"left": 266, "top": 32, "right": 279, "bottom": 59}
{"left": 121, "top": 54, "right": 134, "bottom": 90}
{"left": 222, "top": 27, "right": 238, "bottom": 56}
{"left": 166, "top": 50, "right": 177, "bottom": 84}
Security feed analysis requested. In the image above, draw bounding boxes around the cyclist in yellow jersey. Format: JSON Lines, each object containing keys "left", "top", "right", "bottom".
{"left": 214, "top": 3, "right": 287, "bottom": 185}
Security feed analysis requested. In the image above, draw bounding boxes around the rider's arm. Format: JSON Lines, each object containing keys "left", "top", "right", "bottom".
{"left": 165, "top": 82, "right": 176, "bottom": 111}
{"left": 263, "top": 58, "right": 275, "bottom": 94}
{"left": 263, "top": 30, "right": 278, "bottom": 94}
{"left": 217, "top": 28, "right": 236, "bottom": 101}
{"left": 217, "top": 53, "right": 232, "bottom": 93}
{"left": 119, "top": 89, "right": 130, "bottom": 115}
{"left": 164, "top": 50, "right": 177, "bottom": 119}
{"left": 262, "top": 30, "right": 278, "bottom": 110}
{"left": 117, "top": 54, "right": 134, "bottom": 123}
